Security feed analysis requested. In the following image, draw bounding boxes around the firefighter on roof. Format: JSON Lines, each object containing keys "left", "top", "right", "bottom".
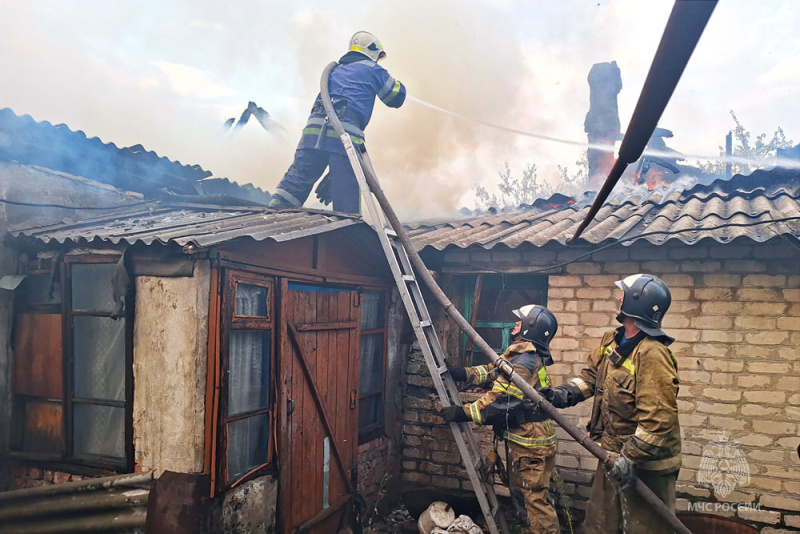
{"left": 442, "top": 304, "right": 560, "bottom": 534}
{"left": 269, "top": 31, "right": 406, "bottom": 214}
{"left": 540, "top": 273, "right": 681, "bottom": 534}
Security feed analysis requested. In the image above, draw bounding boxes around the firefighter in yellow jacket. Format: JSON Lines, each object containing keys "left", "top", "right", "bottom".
{"left": 442, "top": 304, "right": 560, "bottom": 534}
{"left": 540, "top": 274, "right": 681, "bottom": 534}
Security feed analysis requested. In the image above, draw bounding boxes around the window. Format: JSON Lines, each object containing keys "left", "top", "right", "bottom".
{"left": 460, "top": 274, "right": 548, "bottom": 365}
{"left": 219, "top": 271, "right": 274, "bottom": 487}
{"left": 10, "top": 258, "right": 132, "bottom": 470}
{"left": 358, "top": 289, "right": 388, "bottom": 440}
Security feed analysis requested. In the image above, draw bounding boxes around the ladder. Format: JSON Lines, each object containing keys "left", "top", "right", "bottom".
{"left": 316, "top": 65, "right": 508, "bottom": 533}
{"left": 359, "top": 149, "right": 508, "bottom": 534}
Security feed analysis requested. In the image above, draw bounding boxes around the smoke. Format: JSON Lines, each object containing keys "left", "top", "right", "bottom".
{"left": 1, "top": 1, "right": 798, "bottom": 220}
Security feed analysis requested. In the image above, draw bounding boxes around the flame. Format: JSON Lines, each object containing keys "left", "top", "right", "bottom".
{"left": 597, "top": 144, "right": 615, "bottom": 176}
{"left": 644, "top": 169, "right": 667, "bottom": 190}
{"left": 634, "top": 167, "right": 669, "bottom": 190}
{"left": 547, "top": 198, "right": 576, "bottom": 209}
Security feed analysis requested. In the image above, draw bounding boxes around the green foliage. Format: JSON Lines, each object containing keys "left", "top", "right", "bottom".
{"left": 473, "top": 155, "right": 588, "bottom": 211}
{"left": 557, "top": 150, "right": 589, "bottom": 192}
{"left": 697, "top": 110, "right": 793, "bottom": 175}
{"left": 506, "top": 516, "right": 524, "bottom": 534}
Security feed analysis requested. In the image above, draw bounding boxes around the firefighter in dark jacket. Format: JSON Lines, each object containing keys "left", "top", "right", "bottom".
{"left": 442, "top": 305, "right": 560, "bottom": 534}
{"left": 269, "top": 31, "right": 406, "bottom": 214}
{"left": 540, "top": 274, "right": 681, "bottom": 534}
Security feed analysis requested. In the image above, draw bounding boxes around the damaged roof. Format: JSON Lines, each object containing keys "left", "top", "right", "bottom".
{"left": 8, "top": 202, "right": 364, "bottom": 248}
{"left": 406, "top": 168, "right": 800, "bottom": 250}
{"left": 0, "top": 108, "right": 212, "bottom": 197}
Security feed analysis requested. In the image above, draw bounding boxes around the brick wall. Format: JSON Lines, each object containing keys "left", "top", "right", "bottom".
{"left": 401, "top": 239, "right": 799, "bottom": 532}
{"left": 357, "top": 436, "right": 403, "bottom": 509}
{"left": 7, "top": 464, "right": 86, "bottom": 490}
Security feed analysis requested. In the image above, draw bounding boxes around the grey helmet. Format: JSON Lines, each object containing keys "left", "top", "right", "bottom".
{"left": 615, "top": 274, "right": 673, "bottom": 342}
{"left": 512, "top": 304, "right": 558, "bottom": 366}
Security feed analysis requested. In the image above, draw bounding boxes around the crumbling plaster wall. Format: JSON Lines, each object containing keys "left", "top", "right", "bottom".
{"left": 133, "top": 261, "right": 210, "bottom": 474}
{"left": 217, "top": 476, "right": 278, "bottom": 534}
{"left": 400, "top": 239, "right": 800, "bottom": 532}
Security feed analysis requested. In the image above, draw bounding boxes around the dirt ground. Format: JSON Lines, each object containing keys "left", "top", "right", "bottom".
{"left": 361, "top": 505, "right": 417, "bottom": 533}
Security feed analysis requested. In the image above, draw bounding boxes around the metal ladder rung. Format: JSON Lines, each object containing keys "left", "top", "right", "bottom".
{"left": 334, "top": 120, "right": 507, "bottom": 534}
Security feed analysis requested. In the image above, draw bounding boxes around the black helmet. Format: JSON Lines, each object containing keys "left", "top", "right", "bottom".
{"left": 615, "top": 274, "right": 672, "bottom": 340}
{"left": 512, "top": 304, "right": 558, "bottom": 365}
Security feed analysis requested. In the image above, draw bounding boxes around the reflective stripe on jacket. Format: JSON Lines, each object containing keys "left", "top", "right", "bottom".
{"left": 571, "top": 328, "right": 681, "bottom": 472}
{"left": 462, "top": 341, "right": 557, "bottom": 449}
{"left": 298, "top": 53, "right": 406, "bottom": 155}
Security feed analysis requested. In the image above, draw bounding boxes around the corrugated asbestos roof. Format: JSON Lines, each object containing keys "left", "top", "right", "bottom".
{"left": 9, "top": 202, "right": 363, "bottom": 248}
{"left": 406, "top": 168, "right": 800, "bottom": 250}
{"left": 0, "top": 108, "right": 211, "bottom": 196}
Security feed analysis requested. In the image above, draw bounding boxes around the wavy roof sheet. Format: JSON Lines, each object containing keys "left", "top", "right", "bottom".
{"left": 9, "top": 202, "right": 363, "bottom": 248}
{"left": 406, "top": 168, "right": 800, "bottom": 250}
{"left": 0, "top": 108, "right": 211, "bottom": 196}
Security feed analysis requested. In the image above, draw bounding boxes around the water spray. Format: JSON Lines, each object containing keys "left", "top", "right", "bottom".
{"left": 407, "top": 95, "right": 800, "bottom": 170}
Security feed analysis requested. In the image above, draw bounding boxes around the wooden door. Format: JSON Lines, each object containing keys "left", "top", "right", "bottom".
{"left": 278, "top": 280, "right": 361, "bottom": 534}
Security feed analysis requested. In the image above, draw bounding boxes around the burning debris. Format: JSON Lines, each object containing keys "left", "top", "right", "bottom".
{"left": 222, "top": 101, "right": 286, "bottom": 136}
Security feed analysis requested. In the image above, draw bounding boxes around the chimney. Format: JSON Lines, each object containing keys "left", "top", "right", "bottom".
{"left": 584, "top": 61, "right": 623, "bottom": 187}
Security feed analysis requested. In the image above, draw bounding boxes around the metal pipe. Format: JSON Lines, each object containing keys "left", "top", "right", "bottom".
{"left": 0, "top": 472, "right": 154, "bottom": 502}
{"left": 568, "top": 0, "right": 717, "bottom": 243}
{"left": 316, "top": 62, "right": 693, "bottom": 534}
{"left": 726, "top": 131, "right": 733, "bottom": 179}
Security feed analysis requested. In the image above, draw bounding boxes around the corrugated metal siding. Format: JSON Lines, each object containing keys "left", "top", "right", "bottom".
{"left": 0, "top": 472, "right": 153, "bottom": 534}
{"left": 406, "top": 169, "right": 800, "bottom": 250}
{"left": 9, "top": 203, "right": 363, "bottom": 248}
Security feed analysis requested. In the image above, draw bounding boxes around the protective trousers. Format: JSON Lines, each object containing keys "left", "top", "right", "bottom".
{"left": 507, "top": 442, "right": 559, "bottom": 534}
{"left": 274, "top": 148, "right": 360, "bottom": 214}
{"left": 580, "top": 462, "right": 678, "bottom": 534}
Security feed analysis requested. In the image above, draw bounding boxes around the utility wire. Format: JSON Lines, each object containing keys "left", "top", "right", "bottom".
{"left": 407, "top": 95, "right": 800, "bottom": 170}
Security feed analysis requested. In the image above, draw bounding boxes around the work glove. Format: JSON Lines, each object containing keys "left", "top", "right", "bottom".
{"left": 608, "top": 452, "right": 637, "bottom": 490}
{"left": 446, "top": 361, "right": 467, "bottom": 382}
{"left": 441, "top": 405, "right": 470, "bottom": 423}
{"left": 314, "top": 173, "right": 332, "bottom": 206}
{"left": 538, "top": 383, "right": 582, "bottom": 409}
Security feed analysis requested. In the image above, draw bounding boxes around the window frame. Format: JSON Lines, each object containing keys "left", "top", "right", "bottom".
{"left": 10, "top": 255, "right": 134, "bottom": 473}
{"left": 460, "top": 274, "right": 549, "bottom": 366}
{"left": 357, "top": 286, "right": 390, "bottom": 443}
{"left": 217, "top": 269, "right": 276, "bottom": 489}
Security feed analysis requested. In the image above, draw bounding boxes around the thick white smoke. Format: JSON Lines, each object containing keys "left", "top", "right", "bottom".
{"left": 1, "top": 1, "right": 797, "bottom": 219}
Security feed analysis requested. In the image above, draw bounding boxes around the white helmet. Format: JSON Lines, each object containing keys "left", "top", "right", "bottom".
{"left": 349, "top": 31, "right": 386, "bottom": 61}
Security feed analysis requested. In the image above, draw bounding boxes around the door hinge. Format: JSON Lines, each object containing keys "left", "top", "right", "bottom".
{"left": 350, "top": 390, "right": 357, "bottom": 409}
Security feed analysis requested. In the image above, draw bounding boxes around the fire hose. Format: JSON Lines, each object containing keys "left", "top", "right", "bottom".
{"left": 319, "top": 65, "right": 693, "bottom": 534}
